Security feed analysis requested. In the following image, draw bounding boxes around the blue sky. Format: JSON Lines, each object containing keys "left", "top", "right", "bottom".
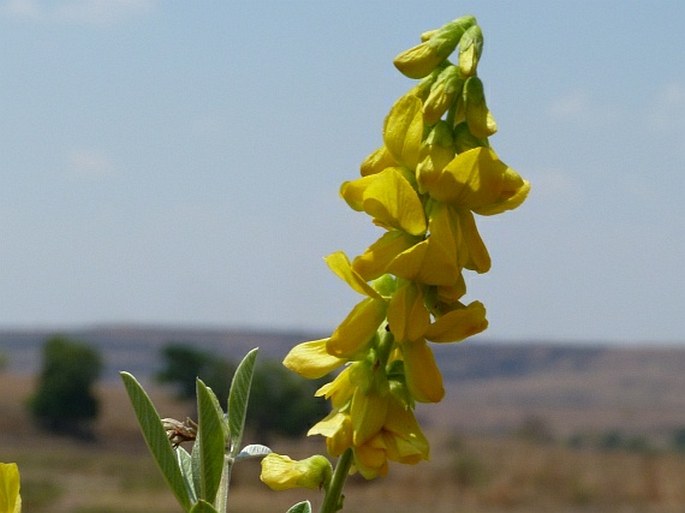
{"left": 1, "top": 1, "right": 684, "bottom": 344}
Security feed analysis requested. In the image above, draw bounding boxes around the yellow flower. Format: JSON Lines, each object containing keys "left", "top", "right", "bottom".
{"left": 260, "top": 453, "right": 332, "bottom": 491}
{"left": 425, "top": 147, "right": 531, "bottom": 215}
{"left": 308, "top": 410, "right": 354, "bottom": 457}
{"left": 352, "top": 396, "right": 429, "bottom": 479}
{"left": 386, "top": 282, "right": 488, "bottom": 402}
{"left": 0, "top": 463, "right": 21, "bottom": 513}
{"left": 340, "top": 167, "right": 426, "bottom": 236}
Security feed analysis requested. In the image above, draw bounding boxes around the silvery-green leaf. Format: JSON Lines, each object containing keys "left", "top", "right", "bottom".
{"left": 120, "top": 372, "right": 192, "bottom": 512}
{"left": 196, "top": 379, "right": 228, "bottom": 504}
{"left": 176, "top": 446, "right": 197, "bottom": 503}
{"left": 286, "top": 501, "right": 312, "bottom": 513}
{"left": 227, "top": 348, "right": 258, "bottom": 457}
{"left": 235, "top": 444, "right": 271, "bottom": 462}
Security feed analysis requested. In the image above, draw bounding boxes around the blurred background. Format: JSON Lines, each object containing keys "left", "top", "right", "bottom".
{"left": 1, "top": 1, "right": 684, "bottom": 512}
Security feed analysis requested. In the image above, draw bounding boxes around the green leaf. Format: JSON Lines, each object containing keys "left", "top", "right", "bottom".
{"left": 235, "top": 443, "right": 271, "bottom": 462}
{"left": 120, "top": 372, "right": 192, "bottom": 512}
{"left": 190, "top": 499, "right": 220, "bottom": 513}
{"left": 286, "top": 501, "right": 313, "bottom": 513}
{"left": 227, "top": 348, "right": 259, "bottom": 457}
{"left": 196, "top": 379, "right": 228, "bottom": 504}
{"left": 176, "top": 446, "right": 197, "bottom": 504}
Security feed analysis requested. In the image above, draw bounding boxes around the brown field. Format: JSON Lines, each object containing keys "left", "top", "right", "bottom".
{"left": 3, "top": 370, "right": 685, "bottom": 513}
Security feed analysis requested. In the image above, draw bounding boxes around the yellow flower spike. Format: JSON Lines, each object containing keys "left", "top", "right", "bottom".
{"left": 425, "top": 300, "right": 488, "bottom": 343}
{"left": 351, "top": 387, "right": 389, "bottom": 446}
{"left": 340, "top": 167, "right": 427, "bottom": 236}
{"left": 283, "top": 339, "right": 345, "bottom": 379}
{"left": 0, "top": 463, "right": 21, "bottom": 513}
{"left": 325, "top": 251, "right": 382, "bottom": 299}
{"left": 360, "top": 145, "right": 396, "bottom": 177}
{"left": 393, "top": 15, "right": 477, "bottom": 79}
{"left": 387, "top": 282, "right": 430, "bottom": 342}
{"left": 428, "top": 147, "right": 529, "bottom": 215}
{"left": 416, "top": 121, "right": 455, "bottom": 193}
{"left": 260, "top": 453, "right": 333, "bottom": 491}
{"left": 352, "top": 231, "right": 421, "bottom": 281}
{"left": 386, "top": 202, "right": 461, "bottom": 287}
{"left": 327, "top": 297, "right": 387, "bottom": 358}
{"left": 463, "top": 76, "right": 497, "bottom": 138}
{"left": 458, "top": 25, "right": 483, "bottom": 77}
{"left": 423, "top": 65, "right": 464, "bottom": 125}
{"left": 382, "top": 94, "right": 424, "bottom": 169}
{"left": 400, "top": 339, "right": 445, "bottom": 403}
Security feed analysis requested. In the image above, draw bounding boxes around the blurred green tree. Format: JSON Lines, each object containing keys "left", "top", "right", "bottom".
{"left": 157, "top": 343, "right": 237, "bottom": 401}
{"left": 29, "top": 335, "right": 103, "bottom": 436}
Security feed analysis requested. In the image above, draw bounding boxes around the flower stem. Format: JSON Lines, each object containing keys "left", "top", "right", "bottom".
{"left": 215, "top": 455, "right": 232, "bottom": 513}
{"left": 319, "top": 448, "right": 353, "bottom": 513}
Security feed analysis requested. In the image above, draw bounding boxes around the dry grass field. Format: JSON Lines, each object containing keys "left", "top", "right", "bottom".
{"left": 3, "top": 370, "right": 685, "bottom": 513}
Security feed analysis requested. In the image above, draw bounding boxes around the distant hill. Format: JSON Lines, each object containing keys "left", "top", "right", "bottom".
{"left": 0, "top": 325, "right": 317, "bottom": 379}
{"left": 3, "top": 325, "right": 685, "bottom": 438}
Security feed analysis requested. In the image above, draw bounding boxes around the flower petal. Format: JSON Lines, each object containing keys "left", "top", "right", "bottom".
{"left": 387, "top": 282, "right": 430, "bottom": 342}
{"left": 353, "top": 231, "right": 420, "bottom": 281}
{"left": 283, "top": 339, "right": 345, "bottom": 379}
{"left": 351, "top": 388, "right": 389, "bottom": 446}
{"left": 360, "top": 145, "right": 397, "bottom": 177}
{"left": 260, "top": 453, "right": 332, "bottom": 491}
{"left": 425, "top": 300, "right": 488, "bottom": 343}
{"left": 341, "top": 168, "right": 427, "bottom": 236}
{"left": 383, "top": 95, "right": 423, "bottom": 168}
{"left": 327, "top": 298, "right": 387, "bottom": 358}
{"left": 325, "top": 251, "right": 381, "bottom": 298}
{"left": 400, "top": 339, "right": 445, "bottom": 403}
{"left": 386, "top": 203, "right": 460, "bottom": 286}
{"left": 428, "top": 147, "right": 529, "bottom": 214}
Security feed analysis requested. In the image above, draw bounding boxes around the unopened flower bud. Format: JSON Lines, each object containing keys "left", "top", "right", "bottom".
{"left": 463, "top": 76, "right": 497, "bottom": 138}
{"left": 394, "top": 15, "right": 477, "bottom": 79}
{"left": 260, "top": 453, "right": 332, "bottom": 491}
{"left": 423, "top": 65, "right": 464, "bottom": 125}
{"left": 417, "top": 121, "right": 454, "bottom": 191}
{"left": 458, "top": 24, "right": 483, "bottom": 77}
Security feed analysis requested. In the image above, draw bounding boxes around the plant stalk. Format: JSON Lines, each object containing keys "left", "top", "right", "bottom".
{"left": 214, "top": 455, "right": 232, "bottom": 513}
{"left": 318, "top": 448, "right": 353, "bottom": 513}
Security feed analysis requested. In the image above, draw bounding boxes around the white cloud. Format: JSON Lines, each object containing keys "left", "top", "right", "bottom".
{"left": 66, "top": 149, "right": 116, "bottom": 179}
{"left": 2, "top": 0, "right": 157, "bottom": 25}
